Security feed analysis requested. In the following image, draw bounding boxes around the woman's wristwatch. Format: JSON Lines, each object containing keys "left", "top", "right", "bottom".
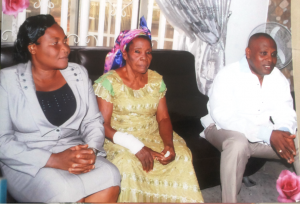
{"left": 89, "top": 148, "right": 98, "bottom": 155}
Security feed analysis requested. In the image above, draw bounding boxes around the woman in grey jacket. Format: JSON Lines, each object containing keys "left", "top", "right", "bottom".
{"left": 0, "top": 14, "right": 120, "bottom": 202}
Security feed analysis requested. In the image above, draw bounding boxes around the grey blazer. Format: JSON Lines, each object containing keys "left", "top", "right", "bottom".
{"left": 0, "top": 62, "right": 106, "bottom": 177}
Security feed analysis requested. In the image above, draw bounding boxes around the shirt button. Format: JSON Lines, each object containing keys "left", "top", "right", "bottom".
{"left": 56, "top": 129, "right": 60, "bottom": 132}
{"left": 23, "top": 79, "right": 26, "bottom": 82}
{"left": 21, "top": 73, "right": 24, "bottom": 76}
{"left": 24, "top": 86, "right": 28, "bottom": 89}
{"left": 74, "top": 73, "right": 77, "bottom": 76}
{"left": 76, "top": 79, "right": 79, "bottom": 82}
{"left": 71, "top": 68, "right": 74, "bottom": 71}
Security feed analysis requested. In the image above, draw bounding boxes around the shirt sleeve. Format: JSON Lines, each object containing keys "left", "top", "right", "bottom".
{"left": 256, "top": 83, "right": 296, "bottom": 144}
{"left": 93, "top": 73, "right": 114, "bottom": 103}
{"left": 256, "top": 127, "right": 273, "bottom": 144}
{"left": 271, "top": 78, "right": 297, "bottom": 135}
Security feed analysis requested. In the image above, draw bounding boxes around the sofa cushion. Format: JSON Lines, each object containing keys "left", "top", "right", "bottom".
{"left": 76, "top": 48, "right": 110, "bottom": 82}
{"left": 1, "top": 43, "right": 15, "bottom": 68}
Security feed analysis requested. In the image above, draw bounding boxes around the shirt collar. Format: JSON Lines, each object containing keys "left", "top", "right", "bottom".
{"left": 239, "top": 55, "right": 252, "bottom": 73}
{"left": 239, "top": 55, "right": 277, "bottom": 78}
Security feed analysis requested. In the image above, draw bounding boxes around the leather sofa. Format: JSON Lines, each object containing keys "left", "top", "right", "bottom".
{"left": 1, "top": 43, "right": 266, "bottom": 193}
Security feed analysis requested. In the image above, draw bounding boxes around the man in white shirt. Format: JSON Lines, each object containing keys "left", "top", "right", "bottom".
{"left": 200, "top": 33, "right": 299, "bottom": 203}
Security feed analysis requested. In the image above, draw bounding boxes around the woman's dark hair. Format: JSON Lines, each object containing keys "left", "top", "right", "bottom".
{"left": 13, "top": 14, "right": 57, "bottom": 63}
{"left": 125, "top": 35, "right": 152, "bottom": 53}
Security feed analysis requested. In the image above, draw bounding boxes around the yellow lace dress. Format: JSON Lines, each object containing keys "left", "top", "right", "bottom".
{"left": 93, "top": 69, "right": 204, "bottom": 203}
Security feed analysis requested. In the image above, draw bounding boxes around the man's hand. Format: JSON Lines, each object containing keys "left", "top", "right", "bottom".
{"left": 157, "top": 145, "right": 176, "bottom": 165}
{"left": 270, "top": 130, "right": 296, "bottom": 164}
{"left": 45, "top": 144, "right": 96, "bottom": 174}
{"left": 135, "top": 146, "right": 164, "bottom": 172}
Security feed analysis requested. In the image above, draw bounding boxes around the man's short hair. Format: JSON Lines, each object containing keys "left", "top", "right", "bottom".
{"left": 247, "top": 33, "right": 276, "bottom": 48}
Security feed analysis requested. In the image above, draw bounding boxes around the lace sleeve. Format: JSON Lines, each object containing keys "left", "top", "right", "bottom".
{"left": 93, "top": 74, "right": 115, "bottom": 103}
{"left": 158, "top": 79, "right": 167, "bottom": 99}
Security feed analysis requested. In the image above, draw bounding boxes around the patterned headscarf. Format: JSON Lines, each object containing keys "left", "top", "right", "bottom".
{"left": 104, "top": 16, "right": 151, "bottom": 73}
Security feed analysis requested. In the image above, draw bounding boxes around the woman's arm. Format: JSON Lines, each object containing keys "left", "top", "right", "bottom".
{"left": 0, "top": 73, "right": 53, "bottom": 177}
{"left": 97, "top": 97, "right": 116, "bottom": 141}
{"left": 66, "top": 65, "right": 107, "bottom": 173}
{"left": 97, "top": 97, "right": 164, "bottom": 172}
{"left": 156, "top": 96, "right": 176, "bottom": 165}
{"left": 45, "top": 76, "right": 101, "bottom": 174}
{"left": 79, "top": 65, "right": 106, "bottom": 154}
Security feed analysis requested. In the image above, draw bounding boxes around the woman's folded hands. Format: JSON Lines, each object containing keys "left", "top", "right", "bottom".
{"left": 135, "top": 145, "right": 176, "bottom": 173}
{"left": 45, "top": 144, "right": 96, "bottom": 174}
{"left": 135, "top": 146, "right": 163, "bottom": 173}
{"left": 159, "top": 145, "right": 176, "bottom": 165}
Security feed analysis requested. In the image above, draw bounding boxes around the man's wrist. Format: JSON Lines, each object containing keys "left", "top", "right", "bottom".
{"left": 277, "top": 127, "right": 290, "bottom": 132}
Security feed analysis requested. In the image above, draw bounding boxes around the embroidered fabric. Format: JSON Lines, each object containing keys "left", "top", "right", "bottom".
{"left": 93, "top": 69, "right": 204, "bottom": 203}
{"left": 36, "top": 83, "right": 76, "bottom": 126}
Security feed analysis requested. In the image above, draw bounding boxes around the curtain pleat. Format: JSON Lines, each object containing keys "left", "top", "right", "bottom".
{"left": 156, "top": 0, "right": 232, "bottom": 95}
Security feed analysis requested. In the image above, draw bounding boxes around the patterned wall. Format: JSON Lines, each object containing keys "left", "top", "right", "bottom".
{"left": 268, "top": 0, "right": 291, "bottom": 30}
{"left": 268, "top": 0, "right": 294, "bottom": 91}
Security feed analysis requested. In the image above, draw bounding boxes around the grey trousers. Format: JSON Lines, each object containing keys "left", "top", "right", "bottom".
{"left": 204, "top": 124, "right": 299, "bottom": 203}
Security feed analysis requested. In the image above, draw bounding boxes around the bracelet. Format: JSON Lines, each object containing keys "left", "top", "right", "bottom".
{"left": 113, "top": 132, "right": 144, "bottom": 154}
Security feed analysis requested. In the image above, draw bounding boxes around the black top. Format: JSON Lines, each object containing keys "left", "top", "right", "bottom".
{"left": 36, "top": 83, "right": 77, "bottom": 126}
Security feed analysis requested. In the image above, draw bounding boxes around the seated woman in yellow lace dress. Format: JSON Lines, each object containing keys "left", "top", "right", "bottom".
{"left": 93, "top": 17, "right": 203, "bottom": 203}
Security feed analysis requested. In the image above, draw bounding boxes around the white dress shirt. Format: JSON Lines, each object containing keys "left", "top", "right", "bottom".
{"left": 200, "top": 56, "right": 297, "bottom": 144}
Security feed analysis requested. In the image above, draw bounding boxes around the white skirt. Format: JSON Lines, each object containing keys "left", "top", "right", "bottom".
{"left": 2, "top": 156, "right": 120, "bottom": 202}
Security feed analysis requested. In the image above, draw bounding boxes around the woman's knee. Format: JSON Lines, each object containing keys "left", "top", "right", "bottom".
{"left": 101, "top": 159, "right": 121, "bottom": 186}
{"left": 85, "top": 186, "right": 120, "bottom": 202}
{"left": 109, "top": 163, "right": 121, "bottom": 184}
{"left": 174, "top": 145, "right": 192, "bottom": 161}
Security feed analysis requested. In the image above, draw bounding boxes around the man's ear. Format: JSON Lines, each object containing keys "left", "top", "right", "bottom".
{"left": 28, "top": 44, "right": 37, "bottom": 55}
{"left": 245, "top": 47, "right": 251, "bottom": 59}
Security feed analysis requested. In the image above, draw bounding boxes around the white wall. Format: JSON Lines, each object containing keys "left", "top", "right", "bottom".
{"left": 225, "top": 0, "right": 269, "bottom": 65}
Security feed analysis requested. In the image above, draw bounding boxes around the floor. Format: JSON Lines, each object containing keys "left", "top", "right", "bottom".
{"left": 201, "top": 159, "right": 295, "bottom": 203}
{"left": 5, "top": 159, "right": 295, "bottom": 203}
